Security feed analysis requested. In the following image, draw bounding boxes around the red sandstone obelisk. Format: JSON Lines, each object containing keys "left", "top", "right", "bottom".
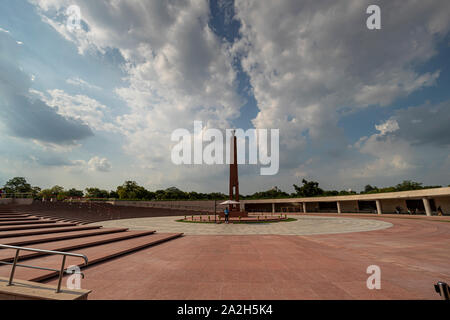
{"left": 229, "top": 130, "right": 240, "bottom": 213}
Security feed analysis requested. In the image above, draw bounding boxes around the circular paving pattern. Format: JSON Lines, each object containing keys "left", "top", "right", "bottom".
{"left": 95, "top": 215, "right": 393, "bottom": 235}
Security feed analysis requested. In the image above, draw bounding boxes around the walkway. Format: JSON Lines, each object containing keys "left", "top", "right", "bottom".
{"left": 94, "top": 215, "right": 393, "bottom": 235}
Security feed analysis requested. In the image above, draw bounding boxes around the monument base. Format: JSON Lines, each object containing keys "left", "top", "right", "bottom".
{"left": 219, "top": 210, "right": 248, "bottom": 218}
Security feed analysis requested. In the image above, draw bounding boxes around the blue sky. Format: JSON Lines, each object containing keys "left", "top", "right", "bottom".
{"left": 1, "top": 0, "right": 449, "bottom": 194}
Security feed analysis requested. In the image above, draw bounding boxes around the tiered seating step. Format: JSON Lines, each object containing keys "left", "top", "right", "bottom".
{"left": 0, "top": 220, "right": 56, "bottom": 226}
{"left": 0, "top": 230, "right": 156, "bottom": 262}
{"left": 0, "top": 222, "right": 77, "bottom": 232}
{"left": 0, "top": 233, "right": 183, "bottom": 282}
{"left": 0, "top": 228, "right": 128, "bottom": 246}
{"left": 0, "top": 225, "right": 101, "bottom": 239}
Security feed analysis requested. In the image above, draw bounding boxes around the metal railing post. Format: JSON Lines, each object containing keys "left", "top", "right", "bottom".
{"left": 435, "top": 281, "right": 450, "bottom": 300}
{"left": 8, "top": 249, "right": 20, "bottom": 286}
{"left": 56, "top": 255, "right": 67, "bottom": 293}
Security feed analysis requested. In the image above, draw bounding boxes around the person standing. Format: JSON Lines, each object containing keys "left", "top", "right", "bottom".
{"left": 224, "top": 207, "right": 229, "bottom": 224}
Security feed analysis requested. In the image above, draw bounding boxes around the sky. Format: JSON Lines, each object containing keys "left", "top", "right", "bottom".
{"left": 0, "top": 0, "right": 449, "bottom": 194}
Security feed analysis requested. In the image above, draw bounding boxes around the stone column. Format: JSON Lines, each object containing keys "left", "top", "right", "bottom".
{"left": 272, "top": 203, "right": 275, "bottom": 214}
{"left": 376, "top": 200, "right": 382, "bottom": 215}
{"left": 302, "top": 202, "right": 307, "bottom": 213}
{"left": 337, "top": 201, "right": 342, "bottom": 214}
{"left": 423, "top": 198, "right": 432, "bottom": 217}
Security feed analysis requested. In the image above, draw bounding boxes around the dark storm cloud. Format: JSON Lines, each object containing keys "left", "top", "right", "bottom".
{"left": 393, "top": 100, "right": 450, "bottom": 146}
{"left": 0, "top": 32, "right": 93, "bottom": 145}
{"left": 2, "top": 94, "right": 93, "bottom": 145}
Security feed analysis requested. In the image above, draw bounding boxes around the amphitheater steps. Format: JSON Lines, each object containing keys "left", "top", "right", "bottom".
{"left": 0, "top": 222, "right": 78, "bottom": 232}
{"left": 31, "top": 214, "right": 95, "bottom": 225}
{"left": 0, "top": 228, "right": 129, "bottom": 246}
{"left": 0, "top": 215, "right": 31, "bottom": 219}
{"left": 0, "top": 217, "right": 40, "bottom": 222}
{"left": 0, "top": 225, "right": 101, "bottom": 239}
{"left": 0, "top": 220, "right": 57, "bottom": 226}
{"left": 0, "top": 230, "right": 156, "bottom": 262}
{"left": 0, "top": 232, "right": 183, "bottom": 282}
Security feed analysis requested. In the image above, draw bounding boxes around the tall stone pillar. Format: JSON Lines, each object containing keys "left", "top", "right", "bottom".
{"left": 229, "top": 130, "right": 240, "bottom": 212}
{"left": 272, "top": 203, "right": 275, "bottom": 214}
{"left": 302, "top": 202, "right": 307, "bottom": 213}
{"left": 423, "top": 198, "right": 432, "bottom": 217}
{"left": 376, "top": 200, "right": 382, "bottom": 215}
{"left": 337, "top": 201, "right": 342, "bottom": 214}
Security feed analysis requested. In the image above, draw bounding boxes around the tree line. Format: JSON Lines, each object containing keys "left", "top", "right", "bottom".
{"left": 1, "top": 177, "right": 446, "bottom": 201}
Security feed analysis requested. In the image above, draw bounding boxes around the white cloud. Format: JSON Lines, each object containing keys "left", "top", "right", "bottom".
{"left": 31, "top": 89, "right": 116, "bottom": 132}
{"left": 31, "top": 0, "right": 244, "bottom": 187}
{"left": 375, "top": 119, "right": 399, "bottom": 136}
{"left": 88, "top": 156, "right": 112, "bottom": 172}
{"left": 66, "top": 77, "right": 101, "bottom": 90}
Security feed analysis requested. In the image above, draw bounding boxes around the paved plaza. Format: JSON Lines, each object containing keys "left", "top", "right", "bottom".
{"left": 95, "top": 215, "right": 393, "bottom": 235}
{"left": 49, "top": 215, "right": 450, "bottom": 299}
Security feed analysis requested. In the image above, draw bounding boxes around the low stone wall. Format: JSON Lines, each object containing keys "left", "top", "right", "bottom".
{"left": 110, "top": 200, "right": 217, "bottom": 212}
{"left": 0, "top": 198, "right": 33, "bottom": 205}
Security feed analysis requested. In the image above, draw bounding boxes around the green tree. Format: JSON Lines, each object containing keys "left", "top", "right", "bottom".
{"left": 66, "top": 188, "right": 84, "bottom": 198}
{"left": 116, "top": 181, "right": 150, "bottom": 200}
{"left": 31, "top": 186, "right": 42, "bottom": 197}
{"left": 363, "top": 184, "right": 378, "bottom": 193}
{"left": 293, "top": 179, "right": 324, "bottom": 197}
{"left": 245, "top": 186, "right": 289, "bottom": 199}
{"left": 395, "top": 180, "right": 423, "bottom": 191}
{"left": 38, "top": 189, "right": 53, "bottom": 200}
{"left": 3, "top": 177, "right": 33, "bottom": 193}
{"left": 85, "top": 188, "right": 109, "bottom": 198}
{"left": 50, "top": 185, "right": 65, "bottom": 195}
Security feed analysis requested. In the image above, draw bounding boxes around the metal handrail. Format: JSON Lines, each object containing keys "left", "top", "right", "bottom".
{"left": 0, "top": 244, "right": 88, "bottom": 293}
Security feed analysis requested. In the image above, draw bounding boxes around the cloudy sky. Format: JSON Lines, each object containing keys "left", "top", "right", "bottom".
{"left": 1, "top": 0, "right": 449, "bottom": 194}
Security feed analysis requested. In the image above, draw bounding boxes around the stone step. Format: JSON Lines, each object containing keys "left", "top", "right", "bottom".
{"left": 0, "top": 233, "right": 183, "bottom": 282}
{"left": 0, "top": 230, "right": 156, "bottom": 262}
{"left": 0, "top": 276, "right": 91, "bottom": 300}
{"left": 0, "top": 215, "right": 31, "bottom": 218}
{"left": 33, "top": 215, "right": 95, "bottom": 225}
{"left": 0, "top": 223, "right": 78, "bottom": 232}
{"left": 0, "top": 220, "right": 56, "bottom": 226}
{"left": 0, "top": 228, "right": 128, "bottom": 246}
{"left": 0, "top": 217, "right": 40, "bottom": 222}
{"left": 0, "top": 225, "right": 101, "bottom": 239}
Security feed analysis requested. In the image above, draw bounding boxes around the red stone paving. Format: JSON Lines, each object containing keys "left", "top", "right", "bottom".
{"left": 45, "top": 216, "right": 450, "bottom": 300}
